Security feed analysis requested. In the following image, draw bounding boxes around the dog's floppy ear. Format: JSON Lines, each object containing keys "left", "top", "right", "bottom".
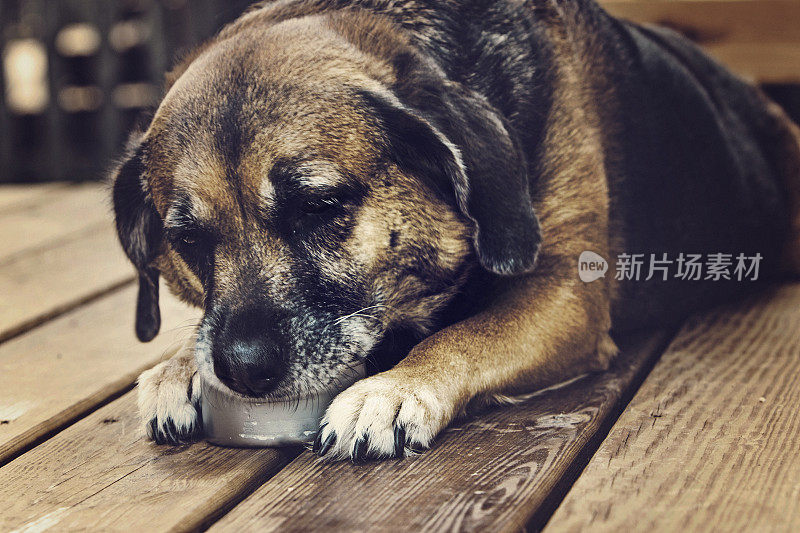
{"left": 111, "top": 132, "right": 163, "bottom": 342}
{"left": 363, "top": 89, "right": 541, "bottom": 275}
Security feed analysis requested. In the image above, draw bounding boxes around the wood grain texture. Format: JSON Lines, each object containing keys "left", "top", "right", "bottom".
{"left": 547, "top": 283, "right": 800, "bottom": 532}
{"left": 208, "top": 332, "right": 672, "bottom": 533}
{"left": 601, "top": 0, "right": 800, "bottom": 83}
{"left": 0, "top": 226, "right": 134, "bottom": 342}
{"left": 0, "top": 183, "right": 112, "bottom": 260}
{"left": 0, "top": 283, "right": 199, "bottom": 466}
{"left": 0, "top": 392, "right": 299, "bottom": 533}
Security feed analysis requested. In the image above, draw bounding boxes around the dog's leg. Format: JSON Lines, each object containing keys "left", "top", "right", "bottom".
{"left": 315, "top": 265, "right": 615, "bottom": 460}
{"left": 137, "top": 339, "right": 203, "bottom": 445}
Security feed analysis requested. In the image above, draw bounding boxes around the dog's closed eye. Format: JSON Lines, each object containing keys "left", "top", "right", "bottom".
{"left": 301, "top": 196, "right": 341, "bottom": 216}
{"left": 279, "top": 183, "right": 367, "bottom": 236}
{"left": 285, "top": 194, "right": 350, "bottom": 239}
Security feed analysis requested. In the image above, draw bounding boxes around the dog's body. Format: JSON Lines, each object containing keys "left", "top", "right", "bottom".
{"left": 114, "top": 0, "right": 800, "bottom": 459}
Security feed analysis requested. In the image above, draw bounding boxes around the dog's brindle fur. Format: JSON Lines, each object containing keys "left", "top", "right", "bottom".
{"left": 114, "top": 0, "right": 800, "bottom": 459}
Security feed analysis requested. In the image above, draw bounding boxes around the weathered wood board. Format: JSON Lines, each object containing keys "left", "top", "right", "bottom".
{"left": 0, "top": 183, "right": 112, "bottom": 260}
{"left": 547, "top": 283, "right": 800, "bottom": 532}
{"left": 0, "top": 226, "right": 134, "bottom": 342}
{"left": 0, "top": 283, "right": 199, "bottom": 466}
{"left": 208, "top": 332, "right": 672, "bottom": 532}
{"left": 0, "top": 393, "right": 299, "bottom": 533}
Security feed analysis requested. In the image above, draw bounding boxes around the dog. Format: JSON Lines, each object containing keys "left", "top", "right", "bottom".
{"left": 112, "top": 0, "right": 800, "bottom": 460}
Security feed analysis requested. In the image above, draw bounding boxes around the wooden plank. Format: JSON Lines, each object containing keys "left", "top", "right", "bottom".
{"left": 208, "top": 331, "right": 673, "bottom": 532}
{"left": 0, "top": 283, "right": 199, "bottom": 466}
{"left": 601, "top": 0, "right": 800, "bottom": 83}
{"left": 0, "top": 183, "right": 66, "bottom": 211}
{"left": 0, "top": 182, "right": 139, "bottom": 343}
{"left": 0, "top": 392, "right": 299, "bottom": 533}
{"left": 547, "top": 283, "right": 800, "bottom": 532}
{"left": 0, "top": 183, "right": 112, "bottom": 260}
{"left": 0, "top": 225, "right": 135, "bottom": 342}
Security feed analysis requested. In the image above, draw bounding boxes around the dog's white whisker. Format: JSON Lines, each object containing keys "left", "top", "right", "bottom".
{"left": 330, "top": 305, "right": 388, "bottom": 328}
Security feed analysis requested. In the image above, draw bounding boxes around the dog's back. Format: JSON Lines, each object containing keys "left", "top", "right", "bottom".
{"left": 572, "top": 8, "right": 800, "bottom": 330}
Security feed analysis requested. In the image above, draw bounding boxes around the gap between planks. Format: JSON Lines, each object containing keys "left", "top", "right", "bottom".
{"left": 0, "top": 183, "right": 114, "bottom": 260}
{"left": 0, "top": 276, "right": 134, "bottom": 345}
{"left": 0, "top": 182, "right": 70, "bottom": 212}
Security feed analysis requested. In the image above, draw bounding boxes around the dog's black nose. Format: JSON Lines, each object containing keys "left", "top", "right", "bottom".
{"left": 212, "top": 307, "right": 286, "bottom": 397}
{"left": 214, "top": 337, "right": 283, "bottom": 396}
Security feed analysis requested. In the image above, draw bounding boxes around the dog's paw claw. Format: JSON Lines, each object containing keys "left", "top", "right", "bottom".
{"left": 312, "top": 425, "right": 323, "bottom": 453}
{"left": 393, "top": 424, "right": 406, "bottom": 458}
{"left": 352, "top": 434, "right": 369, "bottom": 463}
{"left": 315, "top": 371, "right": 453, "bottom": 461}
{"left": 314, "top": 425, "right": 337, "bottom": 457}
{"left": 138, "top": 359, "right": 203, "bottom": 446}
{"left": 147, "top": 400, "right": 203, "bottom": 445}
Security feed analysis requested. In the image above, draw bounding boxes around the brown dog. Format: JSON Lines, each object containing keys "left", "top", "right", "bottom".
{"left": 112, "top": 0, "right": 800, "bottom": 460}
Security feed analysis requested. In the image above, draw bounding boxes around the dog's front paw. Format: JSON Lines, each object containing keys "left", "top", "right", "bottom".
{"left": 137, "top": 356, "right": 202, "bottom": 445}
{"left": 313, "top": 370, "right": 456, "bottom": 461}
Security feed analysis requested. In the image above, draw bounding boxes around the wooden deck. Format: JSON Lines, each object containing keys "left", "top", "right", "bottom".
{"left": 1, "top": 183, "right": 799, "bottom": 532}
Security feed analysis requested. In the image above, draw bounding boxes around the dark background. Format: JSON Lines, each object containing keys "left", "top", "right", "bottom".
{"left": 0, "top": 0, "right": 799, "bottom": 183}
{"left": 0, "top": 0, "right": 252, "bottom": 183}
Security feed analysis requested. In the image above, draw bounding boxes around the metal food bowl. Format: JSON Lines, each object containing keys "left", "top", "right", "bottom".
{"left": 201, "top": 364, "right": 365, "bottom": 447}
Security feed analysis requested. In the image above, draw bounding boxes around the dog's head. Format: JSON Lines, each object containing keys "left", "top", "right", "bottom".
{"left": 111, "top": 11, "right": 540, "bottom": 397}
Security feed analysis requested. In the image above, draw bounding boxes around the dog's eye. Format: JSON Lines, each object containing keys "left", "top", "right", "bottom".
{"left": 180, "top": 234, "right": 198, "bottom": 246}
{"left": 174, "top": 229, "right": 208, "bottom": 249}
{"left": 301, "top": 197, "right": 340, "bottom": 216}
